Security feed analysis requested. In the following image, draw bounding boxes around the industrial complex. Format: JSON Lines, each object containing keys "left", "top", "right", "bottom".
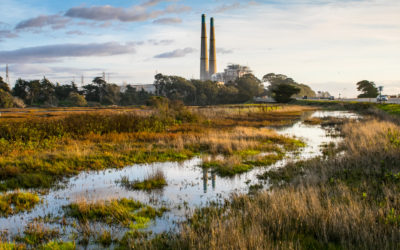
{"left": 200, "top": 14, "right": 252, "bottom": 84}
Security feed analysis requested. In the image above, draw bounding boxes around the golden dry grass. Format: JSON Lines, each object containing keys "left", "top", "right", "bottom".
{"left": 135, "top": 118, "right": 400, "bottom": 249}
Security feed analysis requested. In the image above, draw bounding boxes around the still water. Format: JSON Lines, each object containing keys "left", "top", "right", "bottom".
{"left": 0, "top": 110, "right": 359, "bottom": 239}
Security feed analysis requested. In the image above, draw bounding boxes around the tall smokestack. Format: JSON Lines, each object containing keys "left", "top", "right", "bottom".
{"left": 209, "top": 17, "right": 216, "bottom": 79}
{"left": 200, "top": 14, "right": 209, "bottom": 81}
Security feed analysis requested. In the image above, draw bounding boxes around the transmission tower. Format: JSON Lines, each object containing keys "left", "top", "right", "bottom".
{"left": 81, "top": 75, "right": 84, "bottom": 86}
{"left": 102, "top": 72, "right": 106, "bottom": 81}
{"left": 5, "top": 64, "right": 10, "bottom": 84}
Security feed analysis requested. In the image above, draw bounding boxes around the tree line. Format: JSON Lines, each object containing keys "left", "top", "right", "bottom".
{"left": 0, "top": 73, "right": 268, "bottom": 108}
{"left": 0, "top": 72, "right": 322, "bottom": 108}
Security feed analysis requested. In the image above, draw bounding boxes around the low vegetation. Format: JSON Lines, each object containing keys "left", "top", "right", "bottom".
{"left": 63, "top": 198, "right": 166, "bottom": 227}
{"left": 119, "top": 169, "right": 167, "bottom": 190}
{"left": 0, "top": 105, "right": 311, "bottom": 191}
{"left": 16, "top": 223, "right": 60, "bottom": 247}
{"left": 202, "top": 152, "right": 286, "bottom": 177}
{"left": 0, "top": 191, "right": 40, "bottom": 217}
{"left": 377, "top": 103, "right": 400, "bottom": 116}
{"left": 131, "top": 111, "right": 400, "bottom": 249}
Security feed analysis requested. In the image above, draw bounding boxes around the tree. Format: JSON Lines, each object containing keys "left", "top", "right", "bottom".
{"left": 26, "top": 80, "right": 41, "bottom": 105}
{"left": 101, "top": 83, "right": 120, "bottom": 105}
{"left": 66, "top": 92, "right": 87, "bottom": 107}
{"left": 0, "top": 89, "right": 14, "bottom": 108}
{"left": 191, "top": 80, "right": 219, "bottom": 105}
{"left": 120, "top": 86, "right": 152, "bottom": 106}
{"left": 263, "top": 73, "right": 316, "bottom": 98}
{"left": 38, "top": 77, "right": 57, "bottom": 105}
{"left": 12, "top": 78, "right": 29, "bottom": 102}
{"left": 235, "top": 74, "right": 264, "bottom": 102}
{"left": 0, "top": 77, "right": 10, "bottom": 92}
{"left": 82, "top": 83, "right": 100, "bottom": 102}
{"left": 55, "top": 82, "right": 78, "bottom": 101}
{"left": 153, "top": 74, "right": 196, "bottom": 104}
{"left": 356, "top": 80, "right": 378, "bottom": 98}
{"left": 217, "top": 85, "right": 239, "bottom": 104}
{"left": 269, "top": 83, "right": 300, "bottom": 103}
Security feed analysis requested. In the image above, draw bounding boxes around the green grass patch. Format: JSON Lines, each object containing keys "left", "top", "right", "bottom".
{"left": 377, "top": 103, "right": 400, "bottom": 116}
{"left": 16, "top": 223, "right": 60, "bottom": 247}
{"left": 118, "top": 169, "right": 167, "bottom": 191}
{"left": 0, "top": 192, "right": 40, "bottom": 217}
{"left": 63, "top": 198, "right": 166, "bottom": 227}
{"left": 41, "top": 241, "right": 75, "bottom": 250}
{"left": 203, "top": 161, "right": 253, "bottom": 177}
{"left": 0, "top": 242, "right": 26, "bottom": 250}
{"left": 245, "top": 153, "right": 285, "bottom": 166}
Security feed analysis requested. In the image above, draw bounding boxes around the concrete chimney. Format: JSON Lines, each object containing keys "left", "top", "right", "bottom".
{"left": 209, "top": 17, "right": 216, "bottom": 79}
{"left": 200, "top": 14, "right": 209, "bottom": 81}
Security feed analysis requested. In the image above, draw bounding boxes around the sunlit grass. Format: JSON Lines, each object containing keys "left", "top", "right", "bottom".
{"left": 63, "top": 198, "right": 166, "bottom": 227}
{"left": 119, "top": 169, "right": 167, "bottom": 190}
{"left": 0, "top": 105, "right": 310, "bottom": 191}
{"left": 0, "top": 191, "right": 40, "bottom": 217}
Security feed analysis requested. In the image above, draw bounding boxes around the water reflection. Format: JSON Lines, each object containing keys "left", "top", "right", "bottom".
{"left": 202, "top": 169, "right": 217, "bottom": 193}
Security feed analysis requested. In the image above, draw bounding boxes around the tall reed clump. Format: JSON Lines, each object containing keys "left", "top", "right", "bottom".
{"left": 135, "top": 118, "right": 400, "bottom": 249}
{"left": 0, "top": 112, "right": 171, "bottom": 142}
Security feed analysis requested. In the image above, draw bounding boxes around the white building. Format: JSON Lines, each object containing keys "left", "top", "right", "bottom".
{"left": 211, "top": 64, "right": 252, "bottom": 84}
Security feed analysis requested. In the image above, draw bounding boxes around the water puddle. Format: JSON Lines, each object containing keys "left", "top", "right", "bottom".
{"left": 0, "top": 110, "right": 359, "bottom": 240}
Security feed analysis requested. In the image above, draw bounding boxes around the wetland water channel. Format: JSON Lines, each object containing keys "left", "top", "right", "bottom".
{"left": 0, "top": 110, "right": 360, "bottom": 242}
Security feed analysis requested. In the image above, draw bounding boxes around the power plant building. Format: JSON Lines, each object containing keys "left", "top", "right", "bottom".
{"left": 200, "top": 15, "right": 251, "bottom": 84}
{"left": 200, "top": 14, "right": 209, "bottom": 81}
{"left": 211, "top": 64, "right": 253, "bottom": 84}
{"left": 200, "top": 14, "right": 217, "bottom": 81}
{"left": 209, "top": 18, "right": 217, "bottom": 77}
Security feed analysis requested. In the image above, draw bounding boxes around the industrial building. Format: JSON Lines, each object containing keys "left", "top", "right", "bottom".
{"left": 200, "top": 15, "right": 252, "bottom": 84}
{"left": 212, "top": 64, "right": 252, "bottom": 84}
{"left": 200, "top": 14, "right": 217, "bottom": 81}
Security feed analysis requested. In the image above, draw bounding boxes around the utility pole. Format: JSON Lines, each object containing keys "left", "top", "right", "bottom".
{"left": 5, "top": 64, "right": 10, "bottom": 85}
{"left": 81, "top": 75, "right": 84, "bottom": 86}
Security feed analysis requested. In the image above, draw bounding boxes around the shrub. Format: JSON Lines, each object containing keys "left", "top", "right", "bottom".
{"left": 66, "top": 92, "right": 87, "bottom": 107}
{"left": 0, "top": 90, "right": 14, "bottom": 108}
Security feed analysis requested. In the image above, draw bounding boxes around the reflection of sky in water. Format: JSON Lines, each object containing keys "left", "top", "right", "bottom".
{"left": 0, "top": 110, "right": 358, "bottom": 238}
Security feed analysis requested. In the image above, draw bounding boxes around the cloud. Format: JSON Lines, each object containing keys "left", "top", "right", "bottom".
{"left": 154, "top": 47, "right": 196, "bottom": 58}
{"left": 65, "top": 4, "right": 191, "bottom": 22}
{"left": 0, "top": 30, "right": 18, "bottom": 41}
{"left": 66, "top": 30, "right": 85, "bottom": 35}
{"left": 217, "top": 48, "right": 233, "bottom": 54}
{"left": 147, "top": 39, "right": 174, "bottom": 45}
{"left": 213, "top": 2, "right": 241, "bottom": 13}
{"left": 0, "top": 42, "right": 136, "bottom": 64}
{"left": 15, "top": 14, "right": 70, "bottom": 30}
{"left": 153, "top": 17, "right": 182, "bottom": 25}
{"left": 9, "top": 64, "right": 103, "bottom": 76}
{"left": 141, "top": 0, "right": 169, "bottom": 8}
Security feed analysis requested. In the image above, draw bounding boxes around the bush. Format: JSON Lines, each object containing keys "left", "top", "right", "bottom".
{"left": 12, "top": 97, "right": 26, "bottom": 108}
{"left": 66, "top": 92, "right": 87, "bottom": 107}
{"left": 0, "top": 90, "right": 14, "bottom": 108}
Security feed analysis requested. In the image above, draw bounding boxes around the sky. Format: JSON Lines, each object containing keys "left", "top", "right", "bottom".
{"left": 0, "top": 0, "right": 399, "bottom": 98}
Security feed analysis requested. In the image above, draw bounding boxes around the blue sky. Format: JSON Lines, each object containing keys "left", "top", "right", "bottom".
{"left": 0, "top": 0, "right": 399, "bottom": 97}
